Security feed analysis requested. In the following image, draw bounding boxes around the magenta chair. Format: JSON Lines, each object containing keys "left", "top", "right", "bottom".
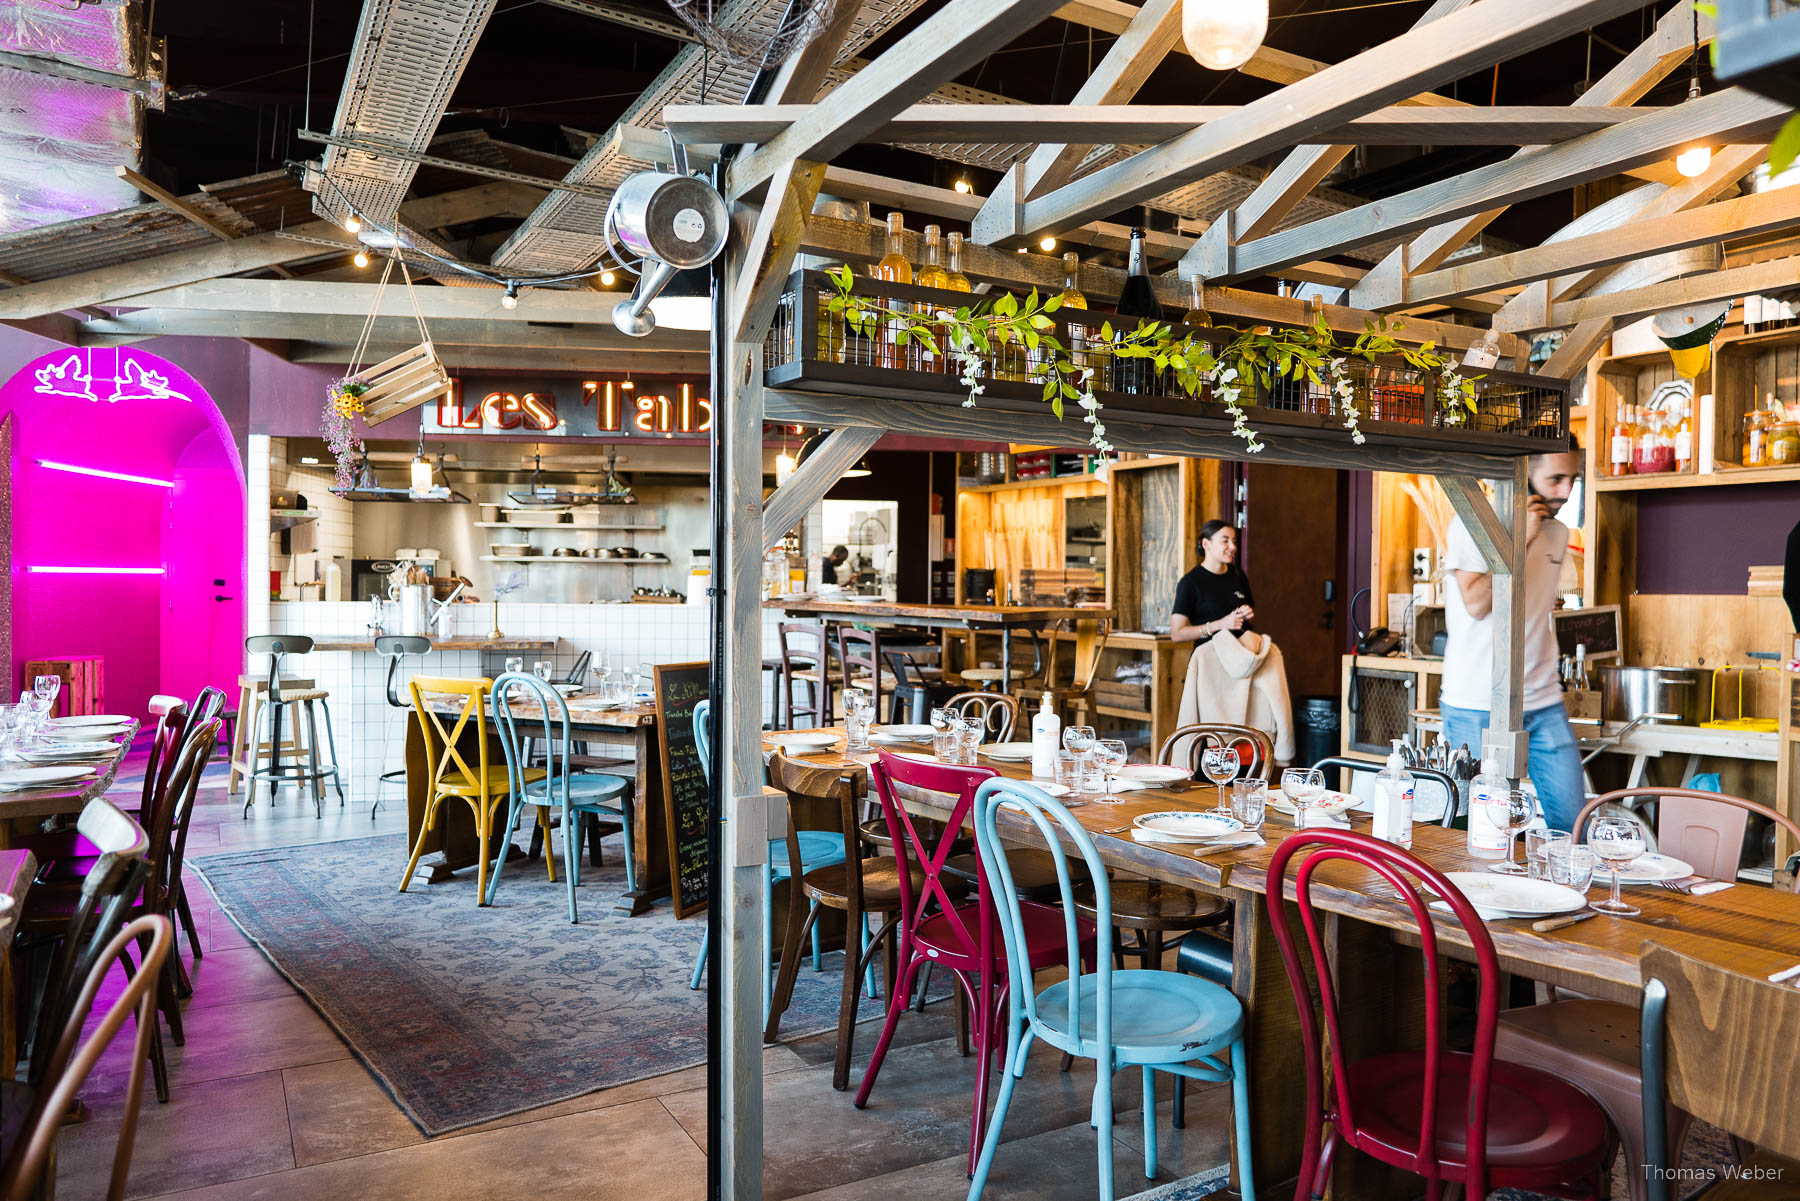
{"left": 855, "top": 752, "right": 1097, "bottom": 1176}
{"left": 1267, "top": 829, "right": 1611, "bottom": 1201}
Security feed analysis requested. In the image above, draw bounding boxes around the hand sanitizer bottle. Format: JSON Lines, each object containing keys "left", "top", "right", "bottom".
{"left": 1031, "top": 692, "right": 1061, "bottom": 778}
{"left": 1467, "top": 755, "right": 1511, "bottom": 860}
{"left": 1373, "top": 739, "right": 1415, "bottom": 849}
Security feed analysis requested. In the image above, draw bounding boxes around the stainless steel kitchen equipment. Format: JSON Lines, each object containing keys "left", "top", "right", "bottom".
{"left": 1594, "top": 665, "right": 1702, "bottom": 725}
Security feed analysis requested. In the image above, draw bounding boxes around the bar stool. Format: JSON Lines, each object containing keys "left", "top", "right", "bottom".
{"left": 242, "top": 635, "right": 344, "bottom": 818}
{"left": 228, "top": 670, "right": 316, "bottom": 795}
{"left": 372, "top": 635, "right": 432, "bottom": 819}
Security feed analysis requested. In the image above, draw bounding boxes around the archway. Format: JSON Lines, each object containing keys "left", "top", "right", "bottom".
{"left": 2, "top": 347, "right": 246, "bottom": 719}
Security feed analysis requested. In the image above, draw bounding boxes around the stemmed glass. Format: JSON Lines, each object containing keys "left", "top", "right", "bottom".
{"left": 1487, "top": 789, "right": 1537, "bottom": 875}
{"left": 843, "top": 688, "right": 874, "bottom": 753}
{"left": 33, "top": 674, "right": 60, "bottom": 715}
{"left": 1063, "top": 724, "right": 1096, "bottom": 795}
{"left": 1092, "top": 739, "right": 1127, "bottom": 801}
{"left": 1200, "top": 746, "right": 1238, "bottom": 816}
{"left": 1281, "top": 767, "right": 1326, "bottom": 827}
{"left": 0, "top": 703, "right": 18, "bottom": 762}
{"left": 1588, "top": 815, "right": 1647, "bottom": 916}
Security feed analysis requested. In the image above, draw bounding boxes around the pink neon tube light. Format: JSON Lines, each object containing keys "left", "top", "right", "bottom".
{"left": 37, "top": 459, "right": 175, "bottom": 488}
{"left": 27, "top": 566, "right": 165, "bottom": 575}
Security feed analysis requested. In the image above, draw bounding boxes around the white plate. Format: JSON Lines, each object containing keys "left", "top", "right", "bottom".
{"left": 1036, "top": 782, "right": 1071, "bottom": 798}
{"left": 0, "top": 765, "right": 95, "bottom": 790}
{"left": 1131, "top": 811, "right": 1245, "bottom": 842}
{"left": 1117, "top": 764, "right": 1192, "bottom": 785}
{"left": 977, "top": 742, "right": 1036, "bottom": 761}
{"left": 879, "top": 724, "right": 935, "bottom": 740}
{"left": 765, "top": 731, "right": 839, "bottom": 750}
{"left": 21, "top": 746, "right": 115, "bottom": 763}
{"left": 1612, "top": 852, "right": 1695, "bottom": 886}
{"left": 1440, "top": 872, "right": 1587, "bottom": 918}
{"left": 34, "top": 739, "right": 116, "bottom": 753}
{"left": 870, "top": 733, "right": 930, "bottom": 746}
{"left": 1269, "top": 791, "right": 1358, "bottom": 817}
{"left": 46, "top": 715, "right": 132, "bottom": 728}
{"left": 551, "top": 683, "right": 581, "bottom": 695}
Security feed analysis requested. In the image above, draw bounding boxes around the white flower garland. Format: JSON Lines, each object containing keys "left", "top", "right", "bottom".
{"left": 1326, "top": 357, "right": 1364, "bottom": 444}
{"left": 1209, "top": 363, "right": 1263, "bottom": 454}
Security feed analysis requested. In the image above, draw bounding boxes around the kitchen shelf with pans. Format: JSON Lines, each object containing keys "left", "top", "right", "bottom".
{"left": 479, "top": 555, "right": 670, "bottom": 564}
{"left": 473, "top": 521, "right": 667, "bottom": 531}
{"left": 270, "top": 509, "right": 317, "bottom": 532}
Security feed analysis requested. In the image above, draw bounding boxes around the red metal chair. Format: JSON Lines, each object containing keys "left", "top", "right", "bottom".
{"left": 1266, "top": 828, "right": 1610, "bottom": 1201}
{"left": 855, "top": 752, "right": 1097, "bottom": 1175}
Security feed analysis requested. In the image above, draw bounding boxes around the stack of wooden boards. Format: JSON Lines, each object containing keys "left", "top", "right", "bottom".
{"left": 1750, "top": 564, "right": 1785, "bottom": 598}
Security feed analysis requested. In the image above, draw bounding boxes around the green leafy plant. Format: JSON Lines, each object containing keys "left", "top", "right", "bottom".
{"left": 822, "top": 265, "right": 1479, "bottom": 454}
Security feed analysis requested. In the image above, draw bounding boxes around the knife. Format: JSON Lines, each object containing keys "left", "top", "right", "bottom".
{"left": 1533, "top": 911, "right": 1598, "bottom": 933}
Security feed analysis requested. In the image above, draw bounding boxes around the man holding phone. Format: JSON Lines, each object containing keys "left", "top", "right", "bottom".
{"left": 1439, "top": 444, "right": 1585, "bottom": 831}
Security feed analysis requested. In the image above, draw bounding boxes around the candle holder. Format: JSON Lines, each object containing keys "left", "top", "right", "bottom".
{"left": 489, "top": 600, "right": 503, "bottom": 641}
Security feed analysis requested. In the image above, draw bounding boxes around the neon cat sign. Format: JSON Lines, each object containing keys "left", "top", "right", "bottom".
{"left": 582, "top": 380, "right": 712, "bottom": 434}
{"left": 32, "top": 350, "right": 195, "bottom": 404}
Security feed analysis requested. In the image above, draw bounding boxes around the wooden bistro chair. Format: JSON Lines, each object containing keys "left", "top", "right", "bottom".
{"left": 1641, "top": 943, "right": 1800, "bottom": 1201}
{"left": 1494, "top": 786, "right": 1800, "bottom": 1201}
{"left": 960, "top": 628, "right": 1048, "bottom": 696}
{"left": 967, "top": 778, "right": 1255, "bottom": 1201}
{"left": 1267, "top": 829, "right": 1610, "bottom": 1201}
{"left": 778, "top": 622, "right": 832, "bottom": 729}
{"left": 485, "top": 672, "right": 635, "bottom": 922}
{"left": 400, "top": 677, "right": 543, "bottom": 906}
{"left": 837, "top": 626, "right": 887, "bottom": 717}
{"left": 0, "top": 915, "right": 172, "bottom": 1201}
{"left": 1051, "top": 616, "right": 1113, "bottom": 729}
{"left": 762, "top": 751, "right": 922, "bottom": 1086}
{"left": 944, "top": 690, "right": 1019, "bottom": 743}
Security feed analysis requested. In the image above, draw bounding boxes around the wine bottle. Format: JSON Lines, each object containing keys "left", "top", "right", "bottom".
{"left": 944, "top": 232, "right": 972, "bottom": 293}
{"left": 871, "top": 212, "right": 912, "bottom": 369}
{"left": 1112, "top": 226, "right": 1164, "bottom": 395}
{"left": 917, "top": 225, "right": 950, "bottom": 291}
{"left": 1182, "top": 274, "right": 1212, "bottom": 329}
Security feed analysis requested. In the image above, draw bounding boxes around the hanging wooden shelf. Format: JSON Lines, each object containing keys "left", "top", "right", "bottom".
{"left": 761, "top": 271, "right": 1568, "bottom": 476}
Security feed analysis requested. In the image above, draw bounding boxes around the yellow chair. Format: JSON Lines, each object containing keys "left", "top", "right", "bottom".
{"left": 400, "top": 676, "right": 547, "bottom": 904}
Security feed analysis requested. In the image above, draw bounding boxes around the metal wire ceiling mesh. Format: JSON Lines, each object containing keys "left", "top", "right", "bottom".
{"left": 663, "top": 0, "right": 853, "bottom": 67}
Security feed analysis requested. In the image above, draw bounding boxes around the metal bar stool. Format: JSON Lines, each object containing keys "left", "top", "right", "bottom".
{"left": 243, "top": 635, "right": 344, "bottom": 818}
{"left": 373, "top": 635, "right": 432, "bottom": 819}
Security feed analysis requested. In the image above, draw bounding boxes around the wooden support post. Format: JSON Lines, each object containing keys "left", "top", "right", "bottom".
{"left": 1440, "top": 466, "right": 1529, "bottom": 777}
{"left": 762, "top": 427, "right": 882, "bottom": 552}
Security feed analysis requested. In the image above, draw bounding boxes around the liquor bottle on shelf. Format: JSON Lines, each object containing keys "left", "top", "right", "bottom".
{"left": 1111, "top": 226, "right": 1164, "bottom": 395}
{"left": 1609, "top": 403, "right": 1634, "bottom": 476}
{"left": 944, "top": 232, "right": 972, "bottom": 293}
{"left": 871, "top": 212, "right": 913, "bottom": 370}
{"left": 917, "top": 225, "right": 950, "bottom": 291}
{"left": 1050, "top": 251, "right": 1092, "bottom": 384}
{"left": 1182, "top": 274, "right": 1213, "bottom": 329}
{"left": 1673, "top": 397, "right": 1694, "bottom": 472}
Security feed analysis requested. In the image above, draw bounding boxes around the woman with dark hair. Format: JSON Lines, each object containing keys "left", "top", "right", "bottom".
{"left": 1169, "top": 519, "right": 1254, "bottom": 643}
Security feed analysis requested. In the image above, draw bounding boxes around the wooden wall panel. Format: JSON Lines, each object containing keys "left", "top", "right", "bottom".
{"left": 1625, "top": 594, "right": 1795, "bottom": 723}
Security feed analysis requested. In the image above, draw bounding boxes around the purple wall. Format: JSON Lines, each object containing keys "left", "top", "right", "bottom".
{"left": 1635, "top": 483, "right": 1800, "bottom": 595}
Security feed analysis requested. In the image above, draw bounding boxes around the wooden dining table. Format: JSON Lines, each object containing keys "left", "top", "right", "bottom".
{"left": 0, "top": 719, "right": 141, "bottom": 845}
{"left": 409, "top": 693, "right": 667, "bottom": 915}
{"left": 768, "top": 729, "right": 1800, "bottom": 1198}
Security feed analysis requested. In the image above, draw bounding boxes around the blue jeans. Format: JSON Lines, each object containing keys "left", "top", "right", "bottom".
{"left": 1439, "top": 701, "right": 1586, "bottom": 832}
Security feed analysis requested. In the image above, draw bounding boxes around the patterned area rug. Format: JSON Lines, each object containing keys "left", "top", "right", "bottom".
{"left": 195, "top": 832, "right": 911, "bottom": 1135}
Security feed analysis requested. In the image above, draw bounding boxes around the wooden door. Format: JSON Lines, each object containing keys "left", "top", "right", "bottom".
{"left": 1242, "top": 464, "right": 1347, "bottom": 700}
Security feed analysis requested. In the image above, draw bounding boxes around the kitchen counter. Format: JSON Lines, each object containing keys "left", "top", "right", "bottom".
{"left": 305, "top": 634, "right": 556, "bottom": 653}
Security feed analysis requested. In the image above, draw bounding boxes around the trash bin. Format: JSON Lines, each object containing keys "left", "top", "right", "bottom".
{"left": 1297, "top": 697, "right": 1340, "bottom": 787}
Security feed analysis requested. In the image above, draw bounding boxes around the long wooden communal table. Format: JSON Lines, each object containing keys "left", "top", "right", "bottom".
{"left": 771, "top": 729, "right": 1800, "bottom": 1197}
{"left": 0, "top": 720, "right": 141, "bottom": 844}
{"left": 409, "top": 693, "right": 667, "bottom": 916}
{"left": 766, "top": 599, "right": 1113, "bottom": 694}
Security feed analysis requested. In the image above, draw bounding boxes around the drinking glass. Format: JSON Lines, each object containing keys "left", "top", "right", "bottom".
{"left": 1053, "top": 751, "right": 1083, "bottom": 794}
{"left": 618, "top": 668, "right": 638, "bottom": 707}
{"left": 1063, "top": 724, "right": 1096, "bottom": 794}
{"left": 1093, "top": 739, "right": 1127, "bottom": 801}
{"left": 0, "top": 703, "right": 17, "bottom": 761}
{"left": 1200, "top": 746, "right": 1238, "bottom": 815}
{"left": 1487, "top": 789, "right": 1537, "bottom": 875}
{"left": 1524, "top": 828, "right": 1570, "bottom": 881}
{"left": 1588, "top": 815, "right": 1647, "bottom": 916}
{"left": 956, "top": 717, "right": 983, "bottom": 766}
{"left": 637, "top": 663, "right": 655, "bottom": 699}
{"left": 1546, "top": 843, "right": 1598, "bottom": 893}
{"left": 532, "top": 660, "right": 553, "bottom": 682}
{"left": 1230, "top": 778, "right": 1267, "bottom": 831}
{"left": 1281, "top": 767, "right": 1326, "bottom": 827}
{"left": 33, "top": 674, "right": 60, "bottom": 713}
{"left": 843, "top": 689, "right": 873, "bottom": 753}
{"left": 504, "top": 657, "right": 525, "bottom": 676}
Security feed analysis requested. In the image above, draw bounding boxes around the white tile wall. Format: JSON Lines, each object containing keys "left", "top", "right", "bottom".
{"left": 266, "top": 437, "right": 356, "bottom": 596}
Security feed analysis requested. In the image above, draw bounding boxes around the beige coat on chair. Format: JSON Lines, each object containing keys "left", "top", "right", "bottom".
{"left": 1176, "top": 631, "right": 1296, "bottom": 764}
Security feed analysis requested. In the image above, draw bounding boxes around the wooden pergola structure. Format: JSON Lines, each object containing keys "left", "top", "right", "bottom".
{"left": 686, "top": 0, "right": 1796, "bottom": 1194}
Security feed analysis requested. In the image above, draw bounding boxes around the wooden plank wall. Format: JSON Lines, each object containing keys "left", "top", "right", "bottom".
{"left": 1626, "top": 594, "right": 1795, "bottom": 723}
{"left": 1110, "top": 463, "right": 1184, "bottom": 632}
{"left": 955, "top": 477, "right": 1105, "bottom": 603}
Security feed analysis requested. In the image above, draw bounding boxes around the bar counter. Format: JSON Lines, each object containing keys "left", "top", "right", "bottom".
{"left": 306, "top": 634, "right": 556, "bottom": 653}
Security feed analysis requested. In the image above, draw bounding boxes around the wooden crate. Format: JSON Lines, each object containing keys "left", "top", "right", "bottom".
{"left": 23, "top": 655, "right": 103, "bottom": 717}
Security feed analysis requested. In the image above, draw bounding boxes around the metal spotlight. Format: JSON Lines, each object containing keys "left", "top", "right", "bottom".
{"left": 607, "top": 170, "right": 728, "bottom": 337}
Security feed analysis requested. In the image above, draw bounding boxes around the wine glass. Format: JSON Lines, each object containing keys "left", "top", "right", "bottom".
{"left": 1588, "top": 815, "right": 1647, "bottom": 916}
{"left": 1281, "top": 767, "right": 1326, "bottom": 827}
{"left": 1063, "top": 724, "right": 1097, "bottom": 796}
{"left": 1487, "top": 789, "right": 1536, "bottom": 875}
{"left": 1093, "top": 739, "right": 1127, "bottom": 801}
{"left": 33, "top": 674, "right": 60, "bottom": 714}
{"left": 532, "top": 660, "right": 554, "bottom": 682}
{"left": 1200, "top": 746, "right": 1238, "bottom": 815}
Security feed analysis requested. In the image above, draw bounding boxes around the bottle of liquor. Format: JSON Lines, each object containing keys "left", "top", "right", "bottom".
{"left": 871, "top": 212, "right": 913, "bottom": 369}
{"left": 1049, "top": 250, "right": 1090, "bottom": 383}
{"left": 1112, "top": 226, "right": 1164, "bottom": 395}
{"left": 1182, "top": 275, "right": 1212, "bottom": 329}
{"left": 917, "top": 225, "right": 950, "bottom": 290}
{"left": 1610, "top": 403, "right": 1634, "bottom": 476}
{"left": 1673, "top": 397, "right": 1694, "bottom": 472}
{"left": 944, "top": 232, "right": 972, "bottom": 293}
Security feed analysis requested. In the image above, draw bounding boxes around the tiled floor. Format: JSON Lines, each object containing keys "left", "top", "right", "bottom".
{"left": 52, "top": 771, "right": 1234, "bottom": 1201}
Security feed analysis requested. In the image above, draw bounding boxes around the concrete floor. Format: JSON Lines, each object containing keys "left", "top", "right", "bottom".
{"left": 52, "top": 771, "right": 1234, "bottom": 1201}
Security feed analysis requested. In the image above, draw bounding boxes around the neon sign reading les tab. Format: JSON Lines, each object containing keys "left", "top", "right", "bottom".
{"left": 32, "top": 349, "right": 196, "bottom": 404}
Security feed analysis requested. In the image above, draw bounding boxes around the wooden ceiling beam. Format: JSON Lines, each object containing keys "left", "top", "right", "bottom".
{"left": 1495, "top": 254, "right": 1800, "bottom": 334}
{"left": 80, "top": 309, "right": 704, "bottom": 352}
{"left": 105, "top": 278, "right": 626, "bottom": 323}
{"left": 115, "top": 164, "right": 299, "bottom": 280}
{"left": 289, "top": 341, "right": 706, "bottom": 373}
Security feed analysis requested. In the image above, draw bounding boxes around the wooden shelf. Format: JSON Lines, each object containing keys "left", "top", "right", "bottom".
{"left": 479, "top": 555, "right": 670, "bottom": 564}
{"left": 1094, "top": 703, "right": 1154, "bottom": 722}
{"left": 1592, "top": 463, "right": 1800, "bottom": 491}
{"left": 958, "top": 474, "right": 1102, "bottom": 496}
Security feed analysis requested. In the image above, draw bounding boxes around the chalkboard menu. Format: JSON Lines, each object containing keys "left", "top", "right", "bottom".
{"left": 1553, "top": 604, "right": 1622, "bottom": 664}
{"left": 653, "top": 662, "right": 712, "bottom": 919}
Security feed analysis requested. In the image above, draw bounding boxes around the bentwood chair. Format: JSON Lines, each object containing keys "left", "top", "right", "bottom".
{"left": 1268, "top": 829, "right": 1609, "bottom": 1201}
{"left": 0, "top": 915, "right": 172, "bottom": 1201}
{"left": 400, "top": 677, "right": 544, "bottom": 905}
{"left": 967, "top": 778, "right": 1255, "bottom": 1201}
{"left": 242, "top": 634, "right": 343, "bottom": 818}
{"left": 858, "top": 754, "right": 1082, "bottom": 1175}
{"left": 1641, "top": 942, "right": 1800, "bottom": 1201}
{"left": 1494, "top": 786, "right": 1800, "bottom": 1201}
{"left": 485, "top": 672, "right": 635, "bottom": 922}
{"left": 372, "top": 635, "right": 432, "bottom": 818}
{"left": 944, "top": 691, "right": 1019, "bottom": 743}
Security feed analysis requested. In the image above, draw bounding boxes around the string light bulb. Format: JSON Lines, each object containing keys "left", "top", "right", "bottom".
{"left": 600, "top": 270, "right": 617, "bottom": 286}
{"left": 953, "top": 178, "right": 972, "bottom": 195}
{"left": 1182, "top": 0, "right": 1267, "bottom": 70}
{"left": 502, "top": 282, "right": 519, "bottom": 309}
{"left": 1674, "top": 7, "right": 1711, "bottom": 179}
{"left": 1039, "top": 236, "right": 1057, "bottom": 252}
{"left": 344, "top": 213, "right": 362, "bottom": 233}
{"left": 352, "top": 249, "right": 370, "bottom": 269}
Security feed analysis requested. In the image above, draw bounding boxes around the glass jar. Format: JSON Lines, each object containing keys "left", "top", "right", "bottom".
{"left": 1770, "top": 420, "right": 1800, "bottom": 465}
{"left": 1744, "top": 410, "right": 1773, "bottom": 466}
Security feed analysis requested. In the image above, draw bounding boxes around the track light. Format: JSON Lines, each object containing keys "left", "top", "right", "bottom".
{"left": 502, "top": 282, "right": 519, "bottom": 309}
{"left": 352, "top": 249, "right": 370, "bottom": 269}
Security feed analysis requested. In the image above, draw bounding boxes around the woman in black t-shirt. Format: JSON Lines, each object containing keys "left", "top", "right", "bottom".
{"left": 1170, "top": 519, "right": 1255, "bottom": 644}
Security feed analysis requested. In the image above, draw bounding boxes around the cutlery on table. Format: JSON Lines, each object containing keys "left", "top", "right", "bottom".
{"left": 1768, "top": 963, "right": 1800, "bottom": 984}
{"left": 1532, "top": 911, "right": 1597, "bottom": 933}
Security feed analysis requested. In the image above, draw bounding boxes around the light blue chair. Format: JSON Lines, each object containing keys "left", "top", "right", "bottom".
{"left": 967, "top": 778, "right": 1256, "bottom": 1201}
{"left": 685, "top": 699, "right": 849, "bottom": 1016}
{"left": 486, "top": 672, "right": 636, "bottom": 922}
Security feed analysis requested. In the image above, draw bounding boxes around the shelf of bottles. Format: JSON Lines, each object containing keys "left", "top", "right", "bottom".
{"left": 763, "top": 223, "right": 1566, "bottom": 457}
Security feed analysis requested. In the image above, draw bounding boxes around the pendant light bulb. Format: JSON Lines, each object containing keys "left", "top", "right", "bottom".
{"left": 775, "top": 450, "right": 797, "bottom": 484}
{"left": 344, "top": 213, "right": 362, "bottom": 234}
{"left": 1675, "top": 144, "right": 1713, "bottom": 178}
{"left": 600, "top": 270, "right": 617, "bottom": 286}
{"left": 1182, "top": 0, "right": 1268, "bottom": 71}
{"left": 353, "top": 249, "right": 370, "bottom": 269}
{"left": 1039, "top": 236, "right": 1057, "bottom": 252}
{"left": 409, "top": 455, "right": 433, "bottom": 494}
{"left": 501, "top": 282, "right": 519, "bottom": 309}
{"left": 953, "top": 178, "right": 972, "bottom": 194}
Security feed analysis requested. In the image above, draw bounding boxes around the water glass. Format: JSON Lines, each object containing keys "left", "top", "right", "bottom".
{"left": 505, "top": 657, "right": 525, "bottom": 676}
{"left": 1093, "top": 738, "right": 1127, "bottom": 802}
{"left": 932, "top": 725, "right": 958, "bottom": 761}
{"left": 843, "top": 690, "right": 873, "bottom": 753}
{"left": 1588, "top": 815, "right": 1647, "bottom": 916}
{"left": 532, "top": 660, "right": 553, "bottom": 682}
{"left": 1524, "top": 828, "right": 1570, "bottom": 881}
{"left": 1053, "top": 751, "right": 1083, "bottom": 794}
{"left": 1546, "top": 843, "right": 1598, "bottom": 893}
{"left": 956, "top": 718, "right": 983, "bottom": 766}
{"left": 32, "top": 674, "right": 60, "bottom": 712}
{"left": 1230, "top": 779, "right": 1267, "bottom": 831}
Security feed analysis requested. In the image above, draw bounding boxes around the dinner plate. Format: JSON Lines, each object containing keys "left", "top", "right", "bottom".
{"left": 1439, "top": 872, "right": 1587, "bottom": 918}
{"left": 1611, "top": 852, "right": 1695, "bottom": 885}
{"left": 551, "top": 683, "right": 582, "bottom": 695}
{"left": 765, "top": 731, "right": 839, "bottom": 750}
{"left": 977, "top": 742, "right": 1036, "bottom": 761}
{"left": 21, "top": 745, "right": 116, "bottom": 762}
{"left": 46, "top": 715, "right": 133, "bottom": 729}
{"left": 1117, "top": 764, "right": 1192, "bottom": 785}
{"left": 869, "top": 733, "right": 929, "bottom": 746}
{"left": 1268, "top": 791, "right": 1358, "bottom": 817}
{"left": 879, "top": 724, "right": 935, "bottom": 740}
{"left": 0, "top": 765, "right": 95, "bottom": 790}
{"left": 1131, "top": 811, "right": 1245, "bottom": 842}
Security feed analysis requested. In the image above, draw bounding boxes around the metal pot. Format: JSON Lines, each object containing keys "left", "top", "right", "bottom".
{"left": 551, "top": 547, "right": 581, "bottom": 558}
{"left": 1594, "top": 665, "right": 1702, "bottom": 725}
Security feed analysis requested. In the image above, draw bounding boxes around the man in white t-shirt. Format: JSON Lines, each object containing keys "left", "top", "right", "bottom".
{"left": 1439, "top": 446, "right": 1585, "bottom": 830}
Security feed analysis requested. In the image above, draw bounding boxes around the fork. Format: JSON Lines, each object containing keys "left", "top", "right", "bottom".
{"left": 1655, "top": 878, "right": 1695, "bottom": 895}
